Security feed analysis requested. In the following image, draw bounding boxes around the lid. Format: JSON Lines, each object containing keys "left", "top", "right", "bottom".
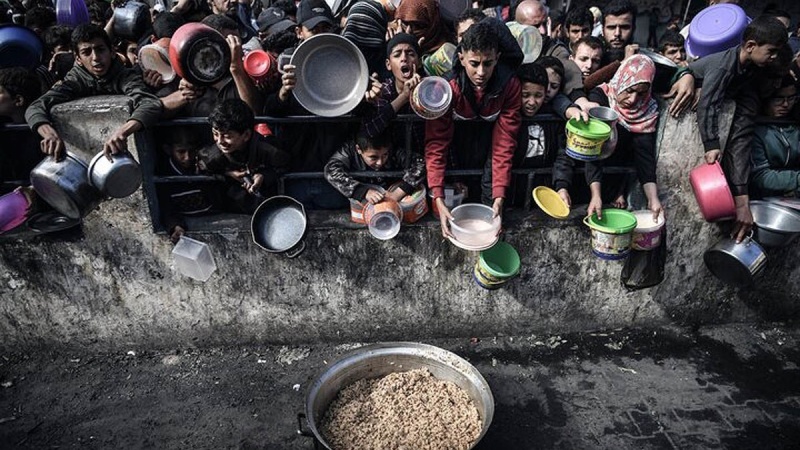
{"left": 138, "top": 44, "right": 175, "bottom": 82}
{"left": 417, "top": 77, "right": 452, "bottom": 110}
{"left": 585, "top": 209, "right": 637, "bottom": 234}
{"left": 243, "top": 50, "right": 273, "bottom": 77}
{"left": 532, "top": 186, "right": 569, "bottom": 219}
{"left": 566, "top": 118, "right": 612, "bottom": 139}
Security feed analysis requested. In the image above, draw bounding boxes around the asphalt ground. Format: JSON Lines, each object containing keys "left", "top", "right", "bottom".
{"left": 1, "top": 323, "right": 799, "bottom": 449}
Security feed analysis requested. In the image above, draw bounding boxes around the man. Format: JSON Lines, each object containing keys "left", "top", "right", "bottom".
{"left": 602, "top": 0, "right": 637, "bottom": 63}
{"left": 514, "top": 0, "right": 548, "bottom": 37}
{"left": 295, "top": 0, "right": 334, "bottom": 41}
{"left": 564, "top": 7, "right": 593, "bottom": 50}
{"left": 569, "top": 36, "right": 603, "bottom": 79}
{"left": 208, "top": 0, "right": 257, "bottom": 43}
{"left": 455, "top": 8, "right": 486, "bottom": 45}
{"left": 257, "top": 6, "right": 296, "bottom": 43}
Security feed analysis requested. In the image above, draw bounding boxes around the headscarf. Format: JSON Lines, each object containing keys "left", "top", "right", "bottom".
{"left": 395, "top": 0, "right": 449, "bottom": 55}
{"left": 599, "top": 54, "right": 659, "bottom": 134}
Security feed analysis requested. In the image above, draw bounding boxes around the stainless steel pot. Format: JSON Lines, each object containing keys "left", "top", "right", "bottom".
{"left": 298, "top": 342, "right": 494, "bottom": 450}
{"left": 251, "top": 195, "right": 307, "bottom": 257}
{"left": 88, "top": 150, "right": 142, "bottom": 198}
{"left": 112, "top": 1, "right": 151, "bottom": 41}
{"left": 703, "top": 236, "right": 767, "bottom": 287}
{"left": 638, "top": 49, "right": 678, "bottom": 94}
{"left": 750, "top": 200, "right": 800, "bottom": 247}
{"left": 30, "top": 152, "right": 103, "bottom": 219}
{"left": 588, "top": 106, "right": 618, "bottom": 160}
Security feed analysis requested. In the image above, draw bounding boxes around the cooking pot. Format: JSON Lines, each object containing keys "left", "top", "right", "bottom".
{"left": 689, "top": 161, "right": 735, "bottom": 222}
{"left": 169, "top": 23, "right": 231, "bottom": 86}
{"left": 26, "top": 210, "right": 81, "bottom": 233}
{"left": 138, "top": 43, "right": 175, "bottom": 83}
{"left": 410, "top": 76, "right": 452, "bottom": 120}
{"left": 290, "top": 33, "right": 368, "bottom": 117}
{"left": 588, "top": 106, "right": 618, "bottom": 160}
{"left": 685, "top": 4, "right": 750, "bottom": 60}
{"left": 112, "top": 1, "right": 151, "bottom": 41}
{"left": 56, "top": 0, "right": 90, "bottom": 28}
{"left": 298, "top": 342, "right": 494, "bottom": 450}
{"left": 87, "top": 150, "right": 143, "bottom": 198}
{"left": 638, "top": 49, "right": 678, "bottom": 94}
{"left": 704, "top": 236, "right": 766, "bottom": 287}
{"left": 251, "top": 195, "right": 307, "bottom": 257}
{"left": 0, "top": 24, "right": 44, "bottom": 70}
{"left": 30, "top": 152, "right": 103, "bottom": 220}
{"left": 438, "top": 0, "right": 470, "bottom": 23}
{"left": 749, "top": 200, "right": 800, "bottom": 247}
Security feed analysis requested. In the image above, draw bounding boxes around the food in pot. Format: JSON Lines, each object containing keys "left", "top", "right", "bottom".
{"left": 321, "top": 368, "right": 481, "bottom": 450}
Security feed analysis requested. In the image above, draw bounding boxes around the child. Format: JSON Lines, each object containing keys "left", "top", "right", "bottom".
{"left": 688, "top": 16, "right": 788, "bottom": 242}
{"left": 658, "top": 30, "right": 687, "bottom": 67}
{"left": 324, "top": 130, "right": 425, "bottom": 204}
{"left": 24, "top": 24, "right": 162, "bottom": 160}
{"left": 198, "top": 99, "right": 290, "bottom": 213}
{"left": 515, "top": 62, "right": 548, "bottom": 167}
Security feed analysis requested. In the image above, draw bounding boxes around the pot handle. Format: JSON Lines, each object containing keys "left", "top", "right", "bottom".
{"left": 285, "top": 240, "right": 306, "bottom": 259}
{"left": 296, "top": 412, "right": 314, "bottom": 437}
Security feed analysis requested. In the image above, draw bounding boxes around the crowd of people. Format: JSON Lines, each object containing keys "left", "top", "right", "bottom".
{"left": 0, "top": 0, "right": 798, "bottom": 245}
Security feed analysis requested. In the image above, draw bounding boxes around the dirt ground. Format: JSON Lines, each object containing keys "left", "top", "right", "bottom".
{"left": 1, "top": 323, "right": 799, "bottom": 449}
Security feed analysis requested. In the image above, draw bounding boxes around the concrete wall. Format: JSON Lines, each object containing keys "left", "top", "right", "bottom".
{"left": 1, "top": 97, "right": 798, "bottom": 351}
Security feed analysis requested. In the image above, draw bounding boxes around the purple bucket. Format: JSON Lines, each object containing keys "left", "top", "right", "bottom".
{"left": 685, "top": 4, "right": 750, "bottom": 59}
{"left": 56, "top": 0, "right": 90, "bottom": 28}
{"left": 0, "top": 190, "right": 31, "bottom": 233}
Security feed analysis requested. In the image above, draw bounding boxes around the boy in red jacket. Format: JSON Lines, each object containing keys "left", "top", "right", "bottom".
{"left": 425, "top": 19, "right": 522, "bottom": 238}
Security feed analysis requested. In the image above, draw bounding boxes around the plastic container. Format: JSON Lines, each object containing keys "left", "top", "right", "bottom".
{"left": 363, "top": 199, "right": 403, "bottom": 240}
{"left": 449, "top": 204, "right": 501, "bottom": 248}
{"left": 506, "top": 21, "right": 543, "bottom": 64}
{"left": 632, "top": 210, "right": 665, "bottom": 251}
{"left": 565, "top": 118, "right": 611, "bottom": 161}
{"left": 473, "top": 241, "right": 521, "bottom": 290}
{"left": 429, "top": 184, "right": 466, "bottom": 219}
{"left": 56, "top": 0, "right": 90, "bottom": 28}
{"left": 689, "top": 162, "right": 735, "bottom": 222}
{"left": 172, "top": 235, "right": 217, "bottom": 282}
{"left": 243, "top": 49, "right": 275, "bottom": 83}
{"left": 389, "top": 182, "right": 428, "bottom": 223}
{"left": 583, "top": 209, "right": 637, "bottom": 260}
{"left": 0, "top": 189, "right": 31, "bottom": 233}
{"left": 685, "top": 4, "right": 750, "bottom": 60}
{"left": 410, "top": 76, "right": 452, "bottom": 120}
{"left": 532, "top": 186, "right": 569, "bottom": 219}
{"left": 139, "top": 44, "right": 175, "bottom": 83}
{"left": 349, "top": 184, "right": 384, "bottom": 224}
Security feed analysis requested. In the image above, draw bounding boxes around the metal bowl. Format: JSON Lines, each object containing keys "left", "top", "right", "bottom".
{"left": 303, "top": 342, "right": 494, "bottom": 450}
{"left": 750, "top": 200, "right": 800, "bottom": 247}
{"left": 30, "top": 151, "right": 103, "bottom": 219}
{"left": 704, "top": 237, "right": 767, "bottom": 287}
{"left": 291, "top": 34, "right": 368, "bottom": 117}
{"left": 88, "top": 151, "right": 142, "bottom": 198}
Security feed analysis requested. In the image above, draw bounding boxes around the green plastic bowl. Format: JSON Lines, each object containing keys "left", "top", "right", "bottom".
{"left": 566, "top": 118, "right": 611, "bottom": 139}
{"left": 478, "top": 241, "right": 521, "bottom": 278}
{"left": 583, "top": 209, "right": 637, "bottom": 234}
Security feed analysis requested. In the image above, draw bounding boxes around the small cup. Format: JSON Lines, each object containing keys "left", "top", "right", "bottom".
{"left": 277, "top": 49, "right": 294, "bottom": 74}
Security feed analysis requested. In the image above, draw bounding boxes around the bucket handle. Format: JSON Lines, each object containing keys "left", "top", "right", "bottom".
{"left": 285, "top": 240, "right": 306, "bottom": 259}
{"left": 296, "top": 412, "right": 314, "bottom": 438}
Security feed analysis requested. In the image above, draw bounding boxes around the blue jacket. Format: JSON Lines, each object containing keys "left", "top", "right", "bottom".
{"left": 750, "top": 120, "right": 800, "bottom": 198}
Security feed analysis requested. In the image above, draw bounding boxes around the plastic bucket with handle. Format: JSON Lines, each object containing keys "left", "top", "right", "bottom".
{"left": 583, "top": 209, "right": 637, "bottom": 260}
{"left": 473, "top": 242, "right": 521, "bottom": 290}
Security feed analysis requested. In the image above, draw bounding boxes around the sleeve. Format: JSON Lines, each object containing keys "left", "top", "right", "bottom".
{"left": 323, "top": 143, "right": 362, "bottom": 199}
{"left": 197, "top": 145, "right": 227, "bottom": 174}
{"left": 489, "top": 77, "right": 522, "bottom": 199}
{"left": 121, "top": 69, "right": 164, "bottom": 128}
{"left": 631, "top": 131, "right": 658, "bottom": 185}
{"left": 587, "top": 87, "right": 610, "bottom": 106}
{"left": 424, "top": 98, "right": 455, "bottom": 199}
{"left": 561, "top": 59, "right": 585, "bottom": 98}
{"left": 24, "top": 70, "right": 85, "bottom": 131}
{"left": 551, "top": 94, "right": 576, "bottom": 120}
{"left": 552, "top": 147, "right": 575, "bottom": 191}
{"left": 263, "top": 91, "right": 292, "bottom": 116}
{"left": 693, "top": 66, "right": 728, "bottom": 152}
{"left": 397, "top": 148, "right": 426, "bottom": 191}
{"left": 749, "top": 128, "right": 800, "bottom": 196}
{"left": 584, "top": 61, "right": 621, "bottom": 92}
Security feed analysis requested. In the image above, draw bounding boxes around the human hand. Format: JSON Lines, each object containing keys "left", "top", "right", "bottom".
{"left": 170, "top": 225, "right": 186, "bottom": 244}
{"left": 557, "top": 188, "right": 572, "bottom": 207}
{"left": 278, "top": 65, "right": 296, "bottom": 102}
{"left": 624, "top": 44, "right": 639, "bottom": 59}
{"left": 365, "top": 72, "right": 382, "bottom": 104}
{"left": 226, "top": 34, "right": 244, "bottom": 72}
{"left": 565, "top": 106, "right": 589, "bottom": 122}
{"left": 649, "top": 198, "right": 663, "bottom": 222}
{"left": 385, "top": 19, "right": 401, "bottom": 40}
{"left": 663, "top": 72, "right": 695, "bottom": 117}
{"left": 178, "top": 79, "right": 204, "bottom": 101}
{"left": 247, "top": 173, "right": 264, "bottom": 194}
{"left": 612, "top": 194, "right": 627, "bottom": 209}
{"left": 38, "top": 124, "right": 65, "bottom": 160}
{"left": 365, "top": 188, "right": 385, "bottom": 204}
{"left": 435, "top": 197, "right": 454, "bottom": 238}
{"left": 386, "top": 187, "right": 406, "bottom": 203}
{"left": 704, "top": 149, "right": 721, "bottom": 164}
{"left": 142, "top": 69, "right": 163, "bottom": 88}
{"left": 400, "top": 70, "right": 421, "bottom": 98}
{"left": 103, "top": 126, "right": 130, "bottom": 160}
{"left": 574, "top": 97, "right": 599, "bottom": 112}
{"left": 587, "top": 195, "right": 603, "bottom": 219}
{"left": 731, "top": 197, "right": 753, "bottom": 243}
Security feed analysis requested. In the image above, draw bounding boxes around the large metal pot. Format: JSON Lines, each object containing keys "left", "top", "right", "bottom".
{"left": 169, "top": 23, "right": 231, "bottom": 86}
{"left": 251, "top": 195, "right": 307, "bottom": 257}
{"left": 112, "top": 1, "right": 151, "bottom": 41}
{"left": 638, "top": 49, "right": 678, "bottom": 94}
{"left": 30, "top": 152, "right": 103, "bottom": 219}
{"left": 588, "top": 106, "right": 618, "bottom": 160}
{"left": 750, "top": 200, "right": 800, "bottom": 247}
{"left": 703, "top": 236, "right": 767, "bottom": 287}
{"left": 87, "top": 150, "right": 142, "bottom": 198}
{"left": 299, "top": 342, "right": 494, "bottom": 450}
{"left": 0, "top": 24, "right": 44, "bottom": 70}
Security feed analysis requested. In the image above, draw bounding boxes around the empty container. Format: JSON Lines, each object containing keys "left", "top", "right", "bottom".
{"left": 172, "top": 235, "right": 217, "bottom": 281}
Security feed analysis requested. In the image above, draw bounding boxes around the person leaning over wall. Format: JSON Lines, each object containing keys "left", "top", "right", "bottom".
{"left": 24, "top": 23, "right": 162, "bottom": 161}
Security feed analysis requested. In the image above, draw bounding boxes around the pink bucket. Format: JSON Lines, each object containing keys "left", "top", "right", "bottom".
{"left": 0, "top": 189, "right": 32, "bottom": 233}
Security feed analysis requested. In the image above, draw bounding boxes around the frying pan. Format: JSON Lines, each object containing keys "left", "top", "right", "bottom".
{"left": 251, "top": 196, "right": 307, "bottom": 258}
{"left": 290, "top": 33, "right": 368, "bottom": 117}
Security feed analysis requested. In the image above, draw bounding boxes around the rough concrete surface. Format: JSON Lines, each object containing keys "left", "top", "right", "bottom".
{"left": 0, "top": 323, "right": 798, "bottom": 449}
{"left": 0, "top": 98, "right": 798, "bottom": 349}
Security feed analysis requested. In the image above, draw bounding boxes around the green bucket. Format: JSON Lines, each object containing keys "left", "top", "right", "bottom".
{"left": 565, "top": 118, "right": 611, "bottom": 139}
{"left": 478, "top": 241, "right": 521, "bottom": 279}
{"left": 583, "top": 209, "right": 637, "bottom": 234}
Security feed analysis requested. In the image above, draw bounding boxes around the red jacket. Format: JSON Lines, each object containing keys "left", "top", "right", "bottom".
{"left": 424, "top": 73, "right": 522, "bottom": 200}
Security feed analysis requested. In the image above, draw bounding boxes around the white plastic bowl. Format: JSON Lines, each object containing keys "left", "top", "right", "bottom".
{"left": 449, "top": 204, "right": 501, "bottom": 247}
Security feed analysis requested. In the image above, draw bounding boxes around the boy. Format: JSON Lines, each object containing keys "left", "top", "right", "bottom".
{"left": 198, "top": 99, "right": 290, "bottom": 213}
{"left": 688, "top": 16, "right": 787, "bottom": 242}
{"left": 324, "top": 130, "right": 425, "bottom": 204}
{"left": 0, "top": 67, "right": 43, "bottom": 186}
{"left": 425, "top": 19, "right": 522, "bottom": 237}
{"left": 658, "top": 30, "right": 687, "bottom": 66}
{"left": 25, "top": 24, "right": 162, "bottom": 160}
{"left": 569, "top": 36, "right": 604, "bottom": 79}
{"left": 515, "top": 62, "right": 548, "bottom": 167}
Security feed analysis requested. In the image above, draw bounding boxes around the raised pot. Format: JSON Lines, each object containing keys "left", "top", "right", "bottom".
{"left": 139, "top": 44, "right": 175, "bottom": 83}
{"left": 565, "top": 118, "right": 611, "bottom": 161}
{"left": 0, "top": 24, "right": 44, "bottom": 70}
{"left": 689, "top": 161, "right": 735, "bottom": 222}
{"left": 686, "top": 4, "right": 750, "bottom": 60}
{"left": 363, "top": 198, "right": 403, "bottom": 240}
{"left": 583, "top": 209, "right": 637, "bottom": 260}
{"left": 749, "top": 200, "right": 800, "bottom": 248}
{"left": 112, "top": 1, "right": 151, "bottom": 41}
{"left": 299, "top": 342, "right": 494, "bottom": 450}
{"left": 243, "top": 49, "right": 276, "bottom": 83}
{"left": 87, "top": 151, "right": 142, "bottom": 198}
{"left": 410, "top": 76, "right": 452, "bottom": 120}
{"left": 587, "top": 106, "right": 618, "bottom": 160}
{"left": 251, "top": 196, "right": 307, "bottom": 257}
{"left": 632, "top": 210, "right": 665, "bottom": 251}
{"left": 30, "top": 152, "right": 103, "bottom": 219}
{"left": 169, "top": 23, "right": 231, "bottom": 86}
{"left": 703, "top": 236, "right": 766, "bottom": 287}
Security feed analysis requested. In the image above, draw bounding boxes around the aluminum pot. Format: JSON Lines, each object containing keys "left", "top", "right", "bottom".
{"left": 87, "top": 150, "right": 142, "bottom": 198}
{"left": 112, "top": 1, "right": 151, "bottom": 41}
{"left": 30, "top": 152, "right": 103, "bottom": 219}
{"left": 169, "top": 23, "right": 231, "bottom": 86}
{"left": 0, "top": 24, "right": 44, "bottom": 70}
{"left": 749, "top": 200, "right": 800, "bottom": 247}
{"left": 251, "top": 195, "right": 307, "bottom": 257}
{"left": 703, "top": 236, "right": 767, "bottom": 287}
{"left": 638, "top": 49, "right": 678, "bottom": 94}
{"left": 588, "top": 106, "right": 618, "bottom": 160}
{"left": 689, "top": 161, "right": 735, "bottom": 222}
{"left": 26, "top": 211, "right": 81, "bottom": 233}
{"left": 298, "top": 342, "right": 494, "bottom": 450}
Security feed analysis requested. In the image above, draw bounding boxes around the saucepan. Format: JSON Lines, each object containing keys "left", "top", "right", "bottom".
{"left": 30, "top": 151, "right": 104, "bottom": 219}
{"left": 290, "top": 33, "right": 368, "bottom": 117}
{"left": 703, "top": 234, "right": 766, "bottom": 287}
{"left": 251, "top": 195, "right": 307, "bottom": 258}
{"left": 169, "top": 23, "right": 231, "bottom": 86}
{"left": 112, "top": 1, "right": 151, "bottom": 41}
{"left": 87, "top": 150, "right": 142, "bottom": 198}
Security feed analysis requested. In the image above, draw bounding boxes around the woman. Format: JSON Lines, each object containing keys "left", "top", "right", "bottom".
{"left": 587, "top": 54, "right": 663, "bottom": 220}
{"left": 394, "top": 0, "right": 450, "bottom": 56}
{"left": 750, "top": 76, "right": 800, "bottom": 198}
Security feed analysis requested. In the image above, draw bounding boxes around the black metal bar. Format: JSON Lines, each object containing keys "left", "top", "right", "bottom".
{"left": 153, "top": 113, "right": 565, "bottom": 127}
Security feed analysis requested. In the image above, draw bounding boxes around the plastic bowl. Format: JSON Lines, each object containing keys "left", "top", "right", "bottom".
{"left": 449, "top": 203, "right": 501, "bottom": 247}
{"left": 532, "top": 186, "right": 569, "bottom": 219}
{"left": 0, "top": 24, "right": 44, "bottom": 70}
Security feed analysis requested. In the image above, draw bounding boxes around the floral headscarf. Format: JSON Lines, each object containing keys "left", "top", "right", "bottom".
{"left": 599, "top": 54, "right": 659, "bottom": 134}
